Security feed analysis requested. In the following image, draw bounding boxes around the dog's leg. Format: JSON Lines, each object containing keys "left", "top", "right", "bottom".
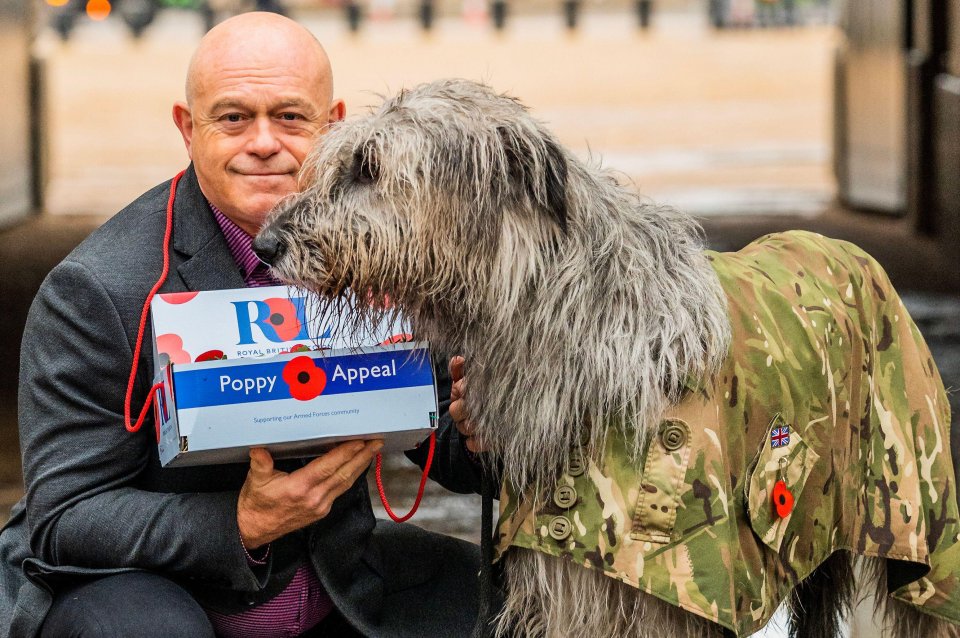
{"left": 496, "top": 549, "right": 730, "bottom": 638}
{"left": 787, "top": 551, "right": 855, "bottom": 638}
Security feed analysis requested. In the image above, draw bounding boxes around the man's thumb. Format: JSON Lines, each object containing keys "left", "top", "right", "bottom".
{"left": 249, "top": 447, "right": 275, "bottom": 476}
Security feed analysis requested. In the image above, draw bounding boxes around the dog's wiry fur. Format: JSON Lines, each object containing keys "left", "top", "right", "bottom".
{"left": 262, "top": 79, "right": 953, "bottom": 637}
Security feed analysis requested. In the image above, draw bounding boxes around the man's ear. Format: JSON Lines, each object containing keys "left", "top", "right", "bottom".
{"left": 329, "top": 99, "right": 346, "bottom": 125}
{"left": 172, "top": 102, "right": 194, "bottom": 159}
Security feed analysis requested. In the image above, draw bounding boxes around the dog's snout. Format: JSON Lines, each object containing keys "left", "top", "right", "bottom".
{"left": 253, "top": 227, "right": 285, "bottom": 266}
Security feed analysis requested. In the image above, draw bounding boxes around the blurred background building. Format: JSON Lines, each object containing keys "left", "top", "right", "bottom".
{"left": 1, "top": 5, "right": 958, "bottom": 631}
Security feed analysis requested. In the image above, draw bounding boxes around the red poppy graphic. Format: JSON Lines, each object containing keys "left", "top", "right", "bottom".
{"left": 282, "top": 356, "right": 327, "bottom": 401}
{"left": 195, "top": 349, "right": 227, "bottom": 362}
{"left": 380, "top": 333, "right": 414, "bottom": 345}
{"left": 159, "top": 291, "right": 200, "bottom": 305}
{"left": 264, "top": 298, "right": 304, "bottom": 341}
{"left": 156, "top": 333, "right": 191, "bottom": 365}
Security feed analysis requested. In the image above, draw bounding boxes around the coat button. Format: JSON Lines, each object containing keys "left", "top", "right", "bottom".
{"left": 659, "top": 420, "right": 688, "bottom": 452}
{"left": 548, "top": 516, "right": 572, "bottom": 541}
{"left": 568, "top": 454, "right": 585, "bottom": 477}
{"left": 553, "top": 485, "right": 578, "bottom": 509}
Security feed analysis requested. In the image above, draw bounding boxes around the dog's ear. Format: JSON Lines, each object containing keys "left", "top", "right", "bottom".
{"left": 541, "top": 138, "right": 569, "bottom": 233}
{"left": 498, "top": 127, "right": 569, "bottom": 233}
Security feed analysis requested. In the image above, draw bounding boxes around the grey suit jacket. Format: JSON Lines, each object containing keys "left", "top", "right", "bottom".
{"left": 0, "top": 166, "right": 484, "bottom": 637}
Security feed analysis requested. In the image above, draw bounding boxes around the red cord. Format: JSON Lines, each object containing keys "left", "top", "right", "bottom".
{"left": 125, "top": 170, "right": 185, "bottom": 437}
{"left": 375, "top": 431, "right": 436, "bottom": 523}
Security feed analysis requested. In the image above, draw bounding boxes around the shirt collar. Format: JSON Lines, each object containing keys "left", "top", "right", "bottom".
{"left": 209, "top": 202, "right": 263, "bottom": 280}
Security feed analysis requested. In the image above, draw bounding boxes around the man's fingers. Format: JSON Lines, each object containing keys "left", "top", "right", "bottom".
{"left": 291, "top": 439, "right": 383, "bottom": 489}
{"left": 296, "top": 440, "right": 368, "bottom": 484}
{"left": 318, "top": 439, "right": 383, "bottom": 496}
{"left": 448, "top": 356, "right": 465, "bottom": 382}
{"left": 307, "top": 440, "right": 384, "bottom": 517}
{"left": 450, "top": 377, "right": 466, "bottom": 402}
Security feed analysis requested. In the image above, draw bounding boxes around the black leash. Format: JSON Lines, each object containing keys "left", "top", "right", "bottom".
{"left": 472, "top": 470, "right": 495, "bottom": 638}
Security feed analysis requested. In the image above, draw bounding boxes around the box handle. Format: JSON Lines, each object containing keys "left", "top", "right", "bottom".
{"left": 374, "top": 431, "right": 436, "bottom": 523}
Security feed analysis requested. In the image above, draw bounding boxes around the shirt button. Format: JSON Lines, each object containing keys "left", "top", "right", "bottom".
{"left": 548, "top": 516, "right": 572, "bottom": 541}
{"left": 659, "top": 420, "right": 688, "bottom": 452}
{"left": 553, "top": 485, "right": 578, "bottom": 509}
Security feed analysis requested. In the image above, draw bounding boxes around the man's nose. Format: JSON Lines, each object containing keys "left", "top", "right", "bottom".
{"left": 247, "top": 117, "right": 282, "bottom": 158}
{"left": 253, "top": 225, "right": 285, "bottom": 266}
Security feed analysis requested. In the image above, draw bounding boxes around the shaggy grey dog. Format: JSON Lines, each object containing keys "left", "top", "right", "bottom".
{"left": 253, "top": 79, "right": 956, "bottom": 638}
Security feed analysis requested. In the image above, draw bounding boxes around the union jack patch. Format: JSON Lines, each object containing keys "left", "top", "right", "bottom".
{"left": 770, "top": 425, "right": 791, "bottom": 449}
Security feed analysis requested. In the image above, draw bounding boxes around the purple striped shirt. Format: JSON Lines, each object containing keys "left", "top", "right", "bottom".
{"left": 212, "top": 204, "right": 283, "bottom": 288}
{"left": 206, "top": 203, "right": 334, "bottom": 637}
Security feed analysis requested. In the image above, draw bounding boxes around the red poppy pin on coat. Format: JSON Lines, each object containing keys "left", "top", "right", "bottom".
{"left": 772, "top": 480, "right": 794, "bottom": 518}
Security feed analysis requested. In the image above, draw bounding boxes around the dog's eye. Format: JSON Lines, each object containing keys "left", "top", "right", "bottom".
{"left": 353, "top": 148, "right": 379, "bottom": 185}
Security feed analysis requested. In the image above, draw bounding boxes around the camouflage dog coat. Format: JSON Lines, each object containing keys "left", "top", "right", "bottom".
{"left": 495, "top": 231, "right": 960, "bottom": 636}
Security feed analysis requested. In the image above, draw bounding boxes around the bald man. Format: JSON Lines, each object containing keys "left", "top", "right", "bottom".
{"left": 0, "top": 14, "right": 483, "bottom": 638}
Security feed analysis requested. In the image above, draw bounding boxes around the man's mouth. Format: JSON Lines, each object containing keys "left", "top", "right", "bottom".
{"left": 238, "top": 172, "right": 294, "bottom": 177}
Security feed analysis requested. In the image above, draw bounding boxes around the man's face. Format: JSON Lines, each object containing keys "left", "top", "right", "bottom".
{"left": 174, "top": 48, "right": 343, "bottom": 235}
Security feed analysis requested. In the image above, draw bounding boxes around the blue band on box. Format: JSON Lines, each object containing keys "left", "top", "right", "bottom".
{"left": 173, "top": 348, "right": 433, "bottom": 409}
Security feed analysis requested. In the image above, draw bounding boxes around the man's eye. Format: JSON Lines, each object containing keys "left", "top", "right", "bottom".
{"left": 280, "top": 113, "right": 302, "bottom": 121}
{"left": 224, "top": 114, "right": 243, "bottom": 123}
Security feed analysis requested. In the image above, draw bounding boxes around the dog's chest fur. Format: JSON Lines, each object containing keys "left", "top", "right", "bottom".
{"left": 494, "top": 230, "right": 960, "bottom": 636}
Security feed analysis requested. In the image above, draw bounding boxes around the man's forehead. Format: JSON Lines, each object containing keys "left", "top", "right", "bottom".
{"left": 185, "top": 17, "right": 332, "bottom": 107}
{"left": 192, "top": 62, "right": 330, "bottom": 104}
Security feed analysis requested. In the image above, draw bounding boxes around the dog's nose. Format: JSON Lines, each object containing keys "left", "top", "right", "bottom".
{"left": 253, "top": 227, "right": 285, "bottom": 266}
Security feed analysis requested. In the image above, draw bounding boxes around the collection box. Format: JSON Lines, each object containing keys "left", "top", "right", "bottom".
{"left": 149, "top": 287, "right": 436, "bottom": 467}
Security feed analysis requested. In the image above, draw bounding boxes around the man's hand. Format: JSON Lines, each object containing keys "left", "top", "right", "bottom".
{"left": 237, "top": 439, "right": 383, "bottom": 550}
{"left": 449, "top": 356, "right": 488, "bottom": 453}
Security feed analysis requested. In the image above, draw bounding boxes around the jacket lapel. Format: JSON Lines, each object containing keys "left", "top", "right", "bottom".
{"left": 170, "top": 164, "right": 246, "bottom": 292}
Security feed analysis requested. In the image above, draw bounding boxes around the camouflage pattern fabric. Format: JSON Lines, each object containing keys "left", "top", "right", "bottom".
{"left": 494, "top": 231, "right": 960, "bottom": 636}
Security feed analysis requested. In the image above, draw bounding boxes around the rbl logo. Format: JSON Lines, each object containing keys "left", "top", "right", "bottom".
{"left": 232, "top": 297, "right": 312, "bottom": 344}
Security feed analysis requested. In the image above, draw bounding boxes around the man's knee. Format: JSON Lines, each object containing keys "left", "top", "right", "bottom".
{"left": 41, "top": 572, "right": 214, "bottom": 638}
